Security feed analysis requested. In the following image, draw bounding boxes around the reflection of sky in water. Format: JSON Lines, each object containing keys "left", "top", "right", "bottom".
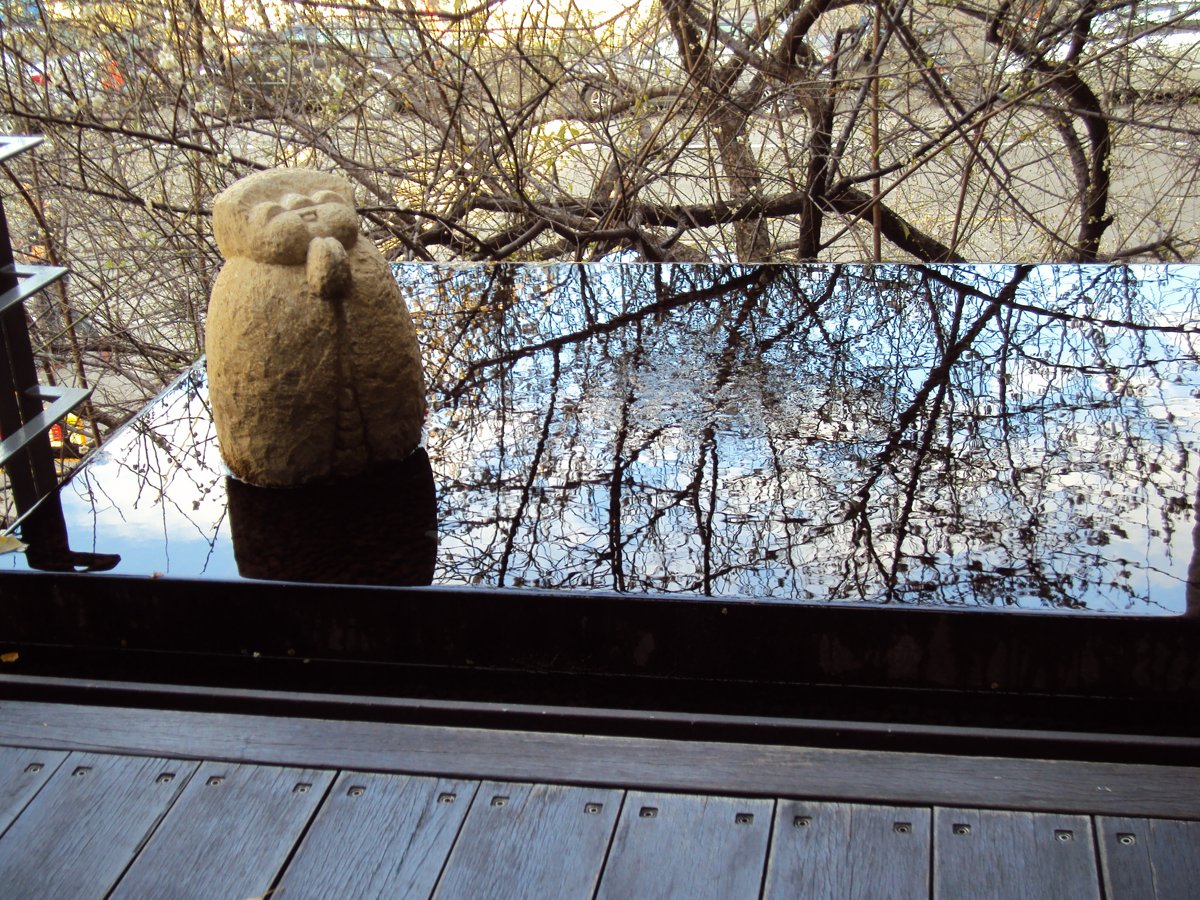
{"left": 8, "top": 263, "right": 1200, "bottom": 614}
{"left": 53, "top": 369, "right": 241, "bottom": 580}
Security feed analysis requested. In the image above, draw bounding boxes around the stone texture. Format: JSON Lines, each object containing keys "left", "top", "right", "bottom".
{"left": 206, "top": 168, "right": 426, "bottom": 486}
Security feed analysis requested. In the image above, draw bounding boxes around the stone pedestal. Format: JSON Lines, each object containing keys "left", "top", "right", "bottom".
{"left": 226, "top": 448, "right": 437, "bottom": 585}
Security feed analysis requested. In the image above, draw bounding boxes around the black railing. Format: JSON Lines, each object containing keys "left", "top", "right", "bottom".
{"left": 0, "top": 135, "right": 116, "bottom": 571}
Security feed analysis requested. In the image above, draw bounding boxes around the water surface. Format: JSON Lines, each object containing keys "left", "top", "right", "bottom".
{"left": 11, "top": 263, "right": 1200, "bottom": 614}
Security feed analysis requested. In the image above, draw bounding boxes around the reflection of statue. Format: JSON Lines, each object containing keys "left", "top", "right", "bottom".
{"left": 206, "top": 169, "right": 426, "bottom": 487}
{"left": 226, "top": 448, "right": 437, "bottom": 585}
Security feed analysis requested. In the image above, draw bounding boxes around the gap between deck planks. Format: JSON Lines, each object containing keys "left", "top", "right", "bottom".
{"left": 0, "top": 700, "right": 1198, "bottom": 818}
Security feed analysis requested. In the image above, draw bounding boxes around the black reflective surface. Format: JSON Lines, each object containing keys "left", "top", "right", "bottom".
{"left": 9, "top": 263, "right": 1200, "bottom": 614}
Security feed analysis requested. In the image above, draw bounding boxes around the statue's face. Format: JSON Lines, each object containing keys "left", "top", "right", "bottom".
{"left": 247, "top": 188, "right": 360, "bottom": 263}
{"left": 214, "top": 170, "right": 360, "bottom": 265}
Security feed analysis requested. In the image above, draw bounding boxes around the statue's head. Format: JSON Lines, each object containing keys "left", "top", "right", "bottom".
{"left": 213, "top": 168, "right": 360, "bottom": 265}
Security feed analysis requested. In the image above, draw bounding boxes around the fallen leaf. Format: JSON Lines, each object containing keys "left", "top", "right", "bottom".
{"left": 1, "top": 652, "right": 19, "bottom": 663}
{"left": 0, "top": 534, "right": 27, "bottom": 555}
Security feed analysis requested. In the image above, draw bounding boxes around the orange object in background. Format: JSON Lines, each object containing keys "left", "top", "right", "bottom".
{"left": 101, "top": 59, "right": 125, "bottom": 91}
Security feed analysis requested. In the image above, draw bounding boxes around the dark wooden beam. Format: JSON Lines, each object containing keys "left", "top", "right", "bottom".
{"left": 0, "top": 700, "right": 1197, "bottom": 819}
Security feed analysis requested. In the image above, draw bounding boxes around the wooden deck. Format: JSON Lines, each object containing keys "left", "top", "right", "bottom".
{"left": 0, "top": 699, "right": 1197, "bottom": 898}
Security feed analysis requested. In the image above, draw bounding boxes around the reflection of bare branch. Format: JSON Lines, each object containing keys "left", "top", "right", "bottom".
{"left": 605, "top": 340, "right": 638, "bottom": 591}
{"left": 1001, "top": 296, "right": 1200, "bottom": 336}
{"left": 445, "top": 267, "right": 766, "bottom": 400}
{"left": 498, "top": 348, "right": 560, "bottom": 585}
{"left": 401, "top": 265, "right": 1200, "bottom": 610}
{"left": 846, "top": 266, "right": 1032, "bottom": 524}
{"left": 35, "top": 262, "right": 1195, "bottom": 612}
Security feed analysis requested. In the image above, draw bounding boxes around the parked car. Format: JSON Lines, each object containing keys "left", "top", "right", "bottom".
{"left": 1, "top": 44, "right": 128, "bottom": 107}
{"left": 222, "top": 37, "right": 330, "bottom": 113}
{"left": 0, "top": 48, "right": 51, "bottom": 93}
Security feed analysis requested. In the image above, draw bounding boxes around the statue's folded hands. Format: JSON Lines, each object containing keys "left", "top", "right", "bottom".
{"left": 306, "top": 235, "right": 351, "bottom": 300}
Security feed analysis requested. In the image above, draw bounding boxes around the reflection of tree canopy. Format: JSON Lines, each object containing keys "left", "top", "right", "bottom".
{"left": 63, "top": 366, "right": 231, "bottom": 568}
{"left": 29, "top": 263, "right": 1200, "bottom": 612}
{"left": 4, "top": 0, "right": 1199, "bottom": 466}
{"left": 417, "top": 263, "right": 1200, "bottom": 611}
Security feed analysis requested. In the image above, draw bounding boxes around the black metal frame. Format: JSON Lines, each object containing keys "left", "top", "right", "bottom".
{"left": 1, "top": 569, "right": 1198, "bottom": 763}
{"left": 0, "top": 142, "right": 74, "bottom": 498}
{"left": 0, "top": 136, "right": 118, "bottom": 571}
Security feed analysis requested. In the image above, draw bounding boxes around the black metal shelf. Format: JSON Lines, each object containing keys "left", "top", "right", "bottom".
{"left": 0, "top": 135, "right": 95, "bottom": 538}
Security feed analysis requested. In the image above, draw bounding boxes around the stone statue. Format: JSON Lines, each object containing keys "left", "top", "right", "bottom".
{"left": 206, "top": 169, "right": 426, "bottom": 486}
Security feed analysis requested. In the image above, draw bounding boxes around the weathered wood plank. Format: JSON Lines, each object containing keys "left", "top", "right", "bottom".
{"left": 3, "top": 701, "right": 1198, "bottom": 818}
{"left": 0, "top": 751, "right": 197, "bottom": 898}
{"left": 933, "top": 807, "right": 1099, "bottom": 900}
{"left": 434, "top": 781, "right": 622, "bottom": 900}
{"left": 763, "top": 801, "right": 930, "bottom": 899}
{"left": 0, "top": 745, "right": 66, "bottom": 835}
{"left": 278, "top": 772, "right": 475, "bottom": 899}
{"left": 1098, "top": 816, "right": 1200, "bottom": 898}
{"left": 595, "top": 791, "right": 772, "bottom": 900}
{"left": 110, "top": 760, "right": 333, "bottom": 899}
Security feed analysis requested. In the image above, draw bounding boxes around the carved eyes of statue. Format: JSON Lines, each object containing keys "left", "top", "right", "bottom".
{"left": 252, "top": 190, "right": 350, "bottom": 230}
{"left": 281, "top": 190, "right": 348, "bottom": 212}
{"left": 250, "top": 202, "right": 287, "bottom": 231}
{"left": 310, "top": 190, "right": 348, "bottom": 208}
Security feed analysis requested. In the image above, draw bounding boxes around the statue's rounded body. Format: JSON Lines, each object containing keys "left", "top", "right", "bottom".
{"left": 206, "top": 169, "right": 425, "bottom": 487}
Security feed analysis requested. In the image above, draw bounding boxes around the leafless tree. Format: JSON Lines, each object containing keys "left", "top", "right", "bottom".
{"left": 0, "top": 0, "right": 1197, "bottom": 435}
